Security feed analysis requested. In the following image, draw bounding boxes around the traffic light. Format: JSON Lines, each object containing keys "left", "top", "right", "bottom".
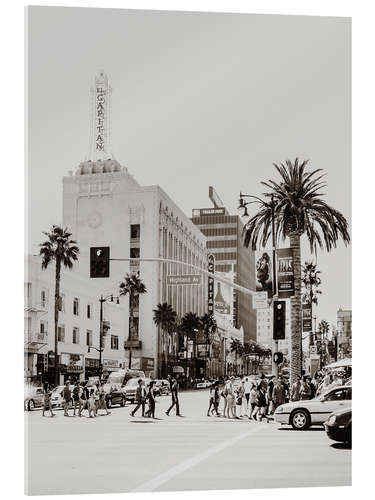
{"left": 90, "top": 247, "right": 110, "bottom": 278}
{"left": 273, "top": 300, "right": 286, "bottom": 340}
{"left": 273, "top": 352, "right": 283, "bottom": 364}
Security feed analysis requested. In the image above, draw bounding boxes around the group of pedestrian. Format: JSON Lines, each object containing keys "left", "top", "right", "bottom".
{"left": 42, "top": 380, "right": 111, "bottom": 418}
{"left": 130, "top": 375, "right": 181, "bottom": 419}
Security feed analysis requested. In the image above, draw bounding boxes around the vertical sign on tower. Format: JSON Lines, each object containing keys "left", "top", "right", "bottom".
{"left": 207, "top": 254, "right": 215, "bottom": 314}
{"left": 96, "top": 86, "right": 106, "bottom": 152}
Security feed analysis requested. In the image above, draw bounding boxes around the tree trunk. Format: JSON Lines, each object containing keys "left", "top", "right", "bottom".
{"left": 54, "top": 257, "right": 61, "bottom": 386}
{"left": 290, "top": 232, "right": 302, "bottom": 385}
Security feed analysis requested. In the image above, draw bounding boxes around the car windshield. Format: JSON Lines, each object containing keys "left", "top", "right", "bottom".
{"left": 125, "top": 379, "right": 139, "bottom": 387}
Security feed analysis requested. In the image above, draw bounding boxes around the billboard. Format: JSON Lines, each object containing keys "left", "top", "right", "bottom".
{"left": 214, "top": 270, "right": 234, "bottom": 325}
{"left": 277, "top": 248, "right": 295, "bottom": 298}
{"left": 302, "top": 303, "right": 312, "bottom": 332}
{"left": 255, "top": 250, "right": 273, "bottom": 298}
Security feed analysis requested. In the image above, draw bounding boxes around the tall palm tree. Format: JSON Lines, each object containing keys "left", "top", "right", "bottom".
{"left": 230, "top": 338, "right": 243, "bottom": 375}
{"left": 39, "top": 225, "right": 79, "bottom": 385}
{"left": 180, "top": 312, "right": 201, "bottom": 378}
{"left": 302, "top": 261, "right": 322, "bottom": 345}
{"left": 243, "top": 159, "right": 350, "bottom": 384}
{"left": 153, "top": 302, "right": 177, "bottom": 377}
{"left": 119, "top": 272, "right": 147, "bottom": 369}
{"left": 200, "top": 313, "right": 217, "bottom": 377}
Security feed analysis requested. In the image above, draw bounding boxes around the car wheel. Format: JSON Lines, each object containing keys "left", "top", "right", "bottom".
{"left": 107, "top": 398, "right": 112, "bottom": 409}
{"left": 28, "top": 400, "right": 35, "bottom": 411}
{"left": 290, "top": 410, "right": 310, "bottom": 430}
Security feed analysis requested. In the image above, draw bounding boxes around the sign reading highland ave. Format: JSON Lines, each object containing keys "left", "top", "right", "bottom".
{"left": 167, "top": 275, "right": 201, "bottom": 285}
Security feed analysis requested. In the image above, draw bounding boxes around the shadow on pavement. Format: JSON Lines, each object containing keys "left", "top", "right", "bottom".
{"left": 277, "top": 427, "right": 324, "bottom": 432}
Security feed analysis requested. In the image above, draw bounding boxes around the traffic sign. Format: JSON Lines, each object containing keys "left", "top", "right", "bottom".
{"left": 167, "top": 275, "right": 201, "bottom": 285}
{"left": 252, "top": 291, "right": 268, "bottom": 309}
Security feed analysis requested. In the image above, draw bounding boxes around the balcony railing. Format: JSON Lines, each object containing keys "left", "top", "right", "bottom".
{"left": 25, "top": 331, "right": 48, "bottom": 344}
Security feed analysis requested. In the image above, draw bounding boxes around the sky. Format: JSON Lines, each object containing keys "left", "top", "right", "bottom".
{"left": 26, "top": 6, "right": 351, "bottom": 328}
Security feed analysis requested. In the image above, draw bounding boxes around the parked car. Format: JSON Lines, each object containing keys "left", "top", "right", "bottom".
{"left": 154, "top": 379, "right": 170, "bottom": 396}
{"left": 324, "top": 408, "right": 352, "bottom": 445}
{"left": 24, "top": 386, "right": 44, "bottom": 411}
{"left": 123, "top": 377, "right": 152, "bottom": 403}
{"left": 107, "top": 369, "right": 145, "bottom": 387}
{"left": 274, "top": 385, "right": 352, "bottom": 430}
{"left": 195, "top": 380, "right": 212, "bottom": 389}
{"left": 101, "top": 383, "right": 126, "bottom": 408}
{"left": 50, "top": 385, "right": 74, "bottom": 409}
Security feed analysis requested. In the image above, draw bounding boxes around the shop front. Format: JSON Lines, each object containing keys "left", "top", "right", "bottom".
{"left": 59, "top": 353, "right": 84, "bottom": 383}
{"left": 102, "top": 359, "right": 120, "bottom": 380}
{"left": 85, "top": 357, "right": 100, "bottom": 379}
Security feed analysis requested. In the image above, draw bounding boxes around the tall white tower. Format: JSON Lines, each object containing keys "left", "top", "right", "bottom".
{"left": 86, "top": 70, "right": 114, "bottom": 161}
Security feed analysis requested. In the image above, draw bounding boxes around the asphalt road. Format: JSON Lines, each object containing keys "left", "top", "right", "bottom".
{"left": 25, "top": 389, "right": 351, "bottom": 495}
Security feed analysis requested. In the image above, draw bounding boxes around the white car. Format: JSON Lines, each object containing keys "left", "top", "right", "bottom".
{"left": 195, "top": 380, "right": 211, "bottom": 389}
{"left": 274, "top": 385, "right": 352, "bottom": 430}
{"left": 50, "top": 385, "right": 75, "bottom": 409}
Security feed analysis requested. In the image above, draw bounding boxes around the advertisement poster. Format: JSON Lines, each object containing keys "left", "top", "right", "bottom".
{"left": 277, "top": 248, "right": 295, "bottom": 298}
{"left": 207, "top": 254, "right": 215, "bottom": 314}
{"left": 214, "top": 271, "right": 234, "bottom": 325}
{"left": 302, "top": 303, "right": 312, "bottom": 332}
{"left": 255, "top": 250, "right": 273, "bottom": 298}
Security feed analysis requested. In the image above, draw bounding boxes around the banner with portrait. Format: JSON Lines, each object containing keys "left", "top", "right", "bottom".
{"left": 255, "top": 250, "right": 273, "bottom": 298}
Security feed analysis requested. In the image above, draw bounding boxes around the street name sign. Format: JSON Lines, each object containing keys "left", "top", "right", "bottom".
{"left": 167, "top": 274, "right": 201, "bottom": 285}
{"left": 252, "top": 291, "right": 268, "bottom": 309}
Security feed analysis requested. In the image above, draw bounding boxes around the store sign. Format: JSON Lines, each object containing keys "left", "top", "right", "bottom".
{"left": 60, "top": 353, "right": 84, "bottom": 373}
{"left": 207, "top": 254, "right": 215, "bottom": 314}
{"left": 141, "top": 357, "right": 155, "bottom": 373}
{"left": 252, "top": 291, "right": 268, "bottom": 309}
{"left": 96, "top": 87, "right": 106, "bottom": 151}
{"left": 277, "top": 248, "right": 295, "bottom": 298}
{"left": 85, "top": 358, "right": 100, "bottom": 368}
{"left": 194, "top": 208, "right": 225, "bottom": 216}
{"left": 167, "top": 275, "right": 201, "bottom": 285}
{"left": 255, "top": 250, "right": 273, "bottom": 298}
{"left": 302, "top": 303, "right": 312, "bottom": 332}
{"left": 103, "top": 359, "right": 119, "bottom": 368}
{"left": 197, "top": 344, "right": 209, "bottom": 358}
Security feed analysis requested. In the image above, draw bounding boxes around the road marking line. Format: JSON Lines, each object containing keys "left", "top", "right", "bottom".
{"left": 132, "top": 424, "right": 265, "bottom": 492}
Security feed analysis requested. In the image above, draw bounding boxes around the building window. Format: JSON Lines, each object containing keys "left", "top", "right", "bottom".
{"left": 130, "top": 224, "right": 140, "bottom": 239}
{"left": 73, "top": 327, "right": 79, "bottom": 344}
{"left": 40, "top": 321, "right": 47, "bottom": 334}
{"left": 57, "top": 325, "right": 65, "bottom": 342}
{"left": 111, "top": 335, "right": 119, "bottom": 350}
{"left": 73, "top": 298, "right": 79, "bottom": 316}
{"left": 58, "top": 294, "right": 65, "bottom": 312}
{"left": 24, "top": 282, "right": 32, "bottom": 300}
{"left": 41, "top": 289, "right": 48, "bottom": 308}
{"left": 130, "top": 247, "right": 140, "bottom": 258}
{"left": 86, "top": 330, "right": 93, "bottom": 347}
{"left": 87, "top": 303, "right": 92, "bottom": 319}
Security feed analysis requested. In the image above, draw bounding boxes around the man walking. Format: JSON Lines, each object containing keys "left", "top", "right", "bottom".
{"left": 166, "top": 376, "right": 181, "bottom": 416}
{"left": 243, "top": 377, "right": 251, "bottom": 416}
{"left": 72, "top": 380, "right": 82, "bottom": 417}
{"left": 130, "top": 379, "right": 146, "bottom": 417}
{"left": 61, "top": 381, "right": 72, "bottom": 417}
{"left": 272, "top": 378, "right": 286, "bottom": 411}
{"left": 290, "top": 376, "right": 302, "bottom": 402}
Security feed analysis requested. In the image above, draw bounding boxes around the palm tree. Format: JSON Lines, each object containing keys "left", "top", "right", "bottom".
{"left": 119, "top": 272, "right": 147, "bottom": 369}
{"left": 153, "top": 302, "right": 177, "bottom": 377}
{"left": 230, "top": 338, "right": 243, "bottom": 375}
{"left": 180, "top": 312, "right": 201, "bottom": 378}
{"left": 302, "top": 261, "right": 322, "bottom": 345}
{"left": 39, "top": 225, "right": 79, "bottom": 385}
{"left": 200, "top": 313, "right": 217, "bottom": 377}
{"left": 243, "top": 159, "right": 350, "bottom": 383}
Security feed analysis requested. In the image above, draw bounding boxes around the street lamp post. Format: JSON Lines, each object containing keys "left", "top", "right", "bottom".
{"left": 239, "top": 193, "right": 279, "bottom": 377}
{"left": 89, "top": 294, "right": 120, "bottom": 381}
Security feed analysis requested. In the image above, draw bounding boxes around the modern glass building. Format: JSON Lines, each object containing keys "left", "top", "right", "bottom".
{"left": 191, "top": 189, "right": 256, "bottom": 344}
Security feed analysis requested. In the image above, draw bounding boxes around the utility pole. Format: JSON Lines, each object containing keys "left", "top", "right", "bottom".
{"left": 270, "top": 194, "right": 279, "bottom": 378}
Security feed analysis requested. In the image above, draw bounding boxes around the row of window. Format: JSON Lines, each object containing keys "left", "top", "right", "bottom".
{"left": 57, "top": 326, "right": 119, "bottom": 350}
{"left": 206, "top": 239, "right": 237, "bottom": 249}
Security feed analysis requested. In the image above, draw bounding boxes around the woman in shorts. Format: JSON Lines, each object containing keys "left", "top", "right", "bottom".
{"left": 42, "top": 384, "right": 54, "bottom": 417}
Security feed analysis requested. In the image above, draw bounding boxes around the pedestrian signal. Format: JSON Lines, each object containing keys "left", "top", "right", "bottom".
{"left": 90, "top": 247, "right": 110, "bottom": 278}
{"left": 273, "top": 300, "right": 286, "bottom": 340}
{"left": 273, "top": 352, "right": 283, "bottom": 364}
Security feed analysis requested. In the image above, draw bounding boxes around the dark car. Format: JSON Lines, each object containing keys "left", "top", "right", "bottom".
{"left": 154, "top": 379, "right": 170, "bottom": 396}
{"left": 324, "top": 408, "right": 352, "bottom": 445}
{"left": 101, "top": 383, "right": 127, "bottom": 408}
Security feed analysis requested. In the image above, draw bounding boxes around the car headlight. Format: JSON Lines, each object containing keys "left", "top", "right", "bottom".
{"left": 327, "top": 415, "right": 336, "bottom": 425}
{"left": 276, "top": 406, "right": 284, "bottom": 413}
